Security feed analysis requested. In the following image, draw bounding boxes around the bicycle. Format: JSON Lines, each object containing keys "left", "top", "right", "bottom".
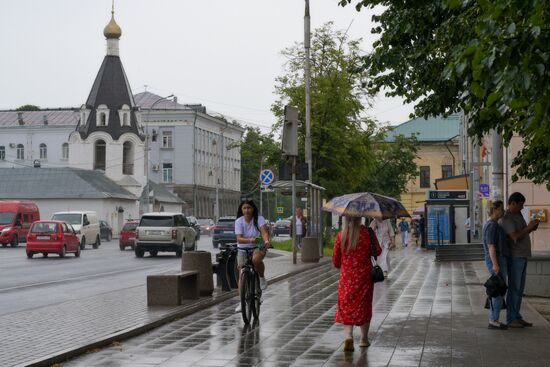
{"left": 239, "top": 243, "right": 265, "bottom": 324}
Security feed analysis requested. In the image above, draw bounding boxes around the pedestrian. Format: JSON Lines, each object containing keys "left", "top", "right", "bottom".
{"left": 419, "top": 215, "right": 425, "bottom": 247}
{"left": 398, "top": 218, "right": 409, "bottom": 247}
{"left": 500, "top": 192, "right": 539, "bottom": 328}
{"left": 290, "top": 207, "right": 307, "bottom": 248}
{"left": 234, "top": 199, "right": 272, "bottom": 313}
{"left": 412, "top": 219, "right": 420, "bottom": 246}
{"left": 332, "top": 216, "right": 382, "bottom": 352}
{"left": 482, "top": 200, "right": 510, "bottom": 330}
{"left": 369, "top": 218, "right": 394, "bottom": 277}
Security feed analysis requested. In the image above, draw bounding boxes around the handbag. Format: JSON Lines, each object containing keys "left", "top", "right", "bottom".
{"left": 368, "top": 227, "right": 384, "bottom": 283}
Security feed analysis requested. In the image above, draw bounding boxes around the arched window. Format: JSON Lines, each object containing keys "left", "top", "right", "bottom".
{"left": 16, "top": 144, "right": 24, "bottom": 160}
{"left": 122, "top": 141, "right": 134, "bottom": 175}
{"left": 119, "top": 104, "right": 130, "bottom": 127}
{"left": 123, "top": 113, "right": 128, "bottom": 126}
{"left": 96, "top": 104, "right": 109, "bottom": 127}
{"left": 62, "top": 143, "right": 69, "bottom": 160}
{"left": 94, "top": 140, "right": 106, "bottom": 171}
{"left": 99, "top": 113, "right": 106, "bottom": 126}
{"left": 39, "top": 143, "right": 47, "bottom": 159}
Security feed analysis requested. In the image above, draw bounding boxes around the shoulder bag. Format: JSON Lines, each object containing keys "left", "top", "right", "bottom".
{"left": 368, "top": 227, "right": 384, "bottom": 283}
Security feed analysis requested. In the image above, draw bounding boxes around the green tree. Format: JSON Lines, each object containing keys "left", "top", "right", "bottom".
{"left": 272, "top": 22, "right": 375, "bottom": 198}
{"left": 239, "top": 127, "right": 280, "bottom": 204}
{"left": 16, "top": 104, "right": 40, "bottom": 111}
{"left": 338, "top": 0, "right": 550, "bottom": 187}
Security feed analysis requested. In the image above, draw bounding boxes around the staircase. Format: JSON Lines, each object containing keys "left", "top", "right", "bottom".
{"left": 435, "top": 243, "right": 485, "bottom": 262}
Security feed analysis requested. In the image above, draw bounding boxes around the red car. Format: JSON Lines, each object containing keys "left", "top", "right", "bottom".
{"left": 119, "top": 220, "right": 139, "bottom": 251}
{"left": 26, "top": 220, "right": 81, "bottom": 258}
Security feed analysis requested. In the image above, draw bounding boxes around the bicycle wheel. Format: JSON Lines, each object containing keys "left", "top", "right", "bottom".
{"left": 252, "top": 272, "right": 262, "bottom": 320}
{"left": 240, "top": 269, "right": 253, "bottom": 324}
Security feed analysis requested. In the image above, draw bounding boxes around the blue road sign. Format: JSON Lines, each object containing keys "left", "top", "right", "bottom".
{"left": 260, "top": 169, "right": 274, "bottom": 185}
{"left": 479, "top": 184, "right": 490, "bottom": 197}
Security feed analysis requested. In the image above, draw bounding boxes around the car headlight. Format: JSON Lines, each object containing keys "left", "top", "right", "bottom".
{"left": 1, "top": 227, "right": 12, "bottom": 233}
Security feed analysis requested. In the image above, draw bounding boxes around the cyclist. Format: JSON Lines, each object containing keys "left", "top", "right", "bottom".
{"left": 234, "top": 199, "right": 271, "bottom": 313}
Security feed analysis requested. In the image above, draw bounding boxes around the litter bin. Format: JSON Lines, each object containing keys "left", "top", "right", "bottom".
{"left": 301, "top": 236, "right": 320, "bottom": 263}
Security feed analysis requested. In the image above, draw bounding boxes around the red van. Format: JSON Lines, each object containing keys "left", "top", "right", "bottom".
{"left": 0, "top": 200, "right": 40, "bottom": 247}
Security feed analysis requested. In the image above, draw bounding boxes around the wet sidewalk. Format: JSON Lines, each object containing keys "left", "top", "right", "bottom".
{"left": 2, "top": 250, "right": 329, "bottom": 367}
{"left": 63, "top": 247, "right": 550, "bottom": 367}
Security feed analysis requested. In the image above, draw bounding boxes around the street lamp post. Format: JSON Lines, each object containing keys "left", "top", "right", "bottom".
{"left": 144, "top": 94, "right": 174, "bottom": 213}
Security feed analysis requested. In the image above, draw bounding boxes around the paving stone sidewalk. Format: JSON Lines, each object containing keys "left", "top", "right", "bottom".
{"left": 64, "top": 247, "right": 550, "bottom": 367}
{"left": 1, "top": 250, "right": 328, "bottom": 367}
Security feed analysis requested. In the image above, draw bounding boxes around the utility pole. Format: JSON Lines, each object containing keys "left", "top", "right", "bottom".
{"left": 304, "top": 0, "right": 312, "bottom": 183}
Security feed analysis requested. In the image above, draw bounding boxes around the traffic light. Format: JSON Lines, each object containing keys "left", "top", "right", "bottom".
{"left": 282, "top": 105, "right": 298, "bottom": 156}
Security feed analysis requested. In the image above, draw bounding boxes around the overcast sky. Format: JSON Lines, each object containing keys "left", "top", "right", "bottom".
{"left": 0, "top": 0, "right": 414, "bottom": 131}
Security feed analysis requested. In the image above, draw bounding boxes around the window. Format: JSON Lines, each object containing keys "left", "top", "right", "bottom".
{"left": 99, "top": 113, "right": 106, "bottom": 126}
{"left": 16, "top": 144, "right": 24, "bottom": 160}
{"left": 419, "top": 166, "right": 430, "bottom": 188}
{"left": 162, "top": 163, "right": 173, "bottom": 183}
{"left": 62, "top": 143, "right": 69, "bottom": 160}
{"left": 96, "top": 104, "right": 109, "bottom": 126}
{"left": 39, "top": 143, "right": 47, "bottom": 159}
{"left": 162, "top": 131, "right": 173, "bottom": 148}
{"left": 122, "top": 141, "right": 134, "bottom": 175}
{"left": 0, "top": 146, "right": 4, "bottom": 160}
{"left": 119, "top": 104, "right": 130, "bottom": 127}
{"left": 94, "top": 140, "right": 106, "bottom": 171}
{"left": 442, "top": 165, "right": 453, "bottom": 179}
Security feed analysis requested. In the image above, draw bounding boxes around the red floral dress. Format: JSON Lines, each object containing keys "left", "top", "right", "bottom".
{"left": 333, "top": 224, "right": 382, "bottom": 325}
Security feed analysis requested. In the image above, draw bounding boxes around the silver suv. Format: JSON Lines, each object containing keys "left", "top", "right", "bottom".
{"left": 135, "top": 212, "right": 196, "bottom": 258}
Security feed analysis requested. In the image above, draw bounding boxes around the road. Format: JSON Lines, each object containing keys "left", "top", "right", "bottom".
{"left": 0, "top": 234, "right": 219, "bottom": 317}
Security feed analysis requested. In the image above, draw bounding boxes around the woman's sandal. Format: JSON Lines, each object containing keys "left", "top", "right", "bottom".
{"left": 343, "top": 336, "right": 354, "bottom": 352}
{"left": 359, "top": 339, "right": 370, "bottom": 348}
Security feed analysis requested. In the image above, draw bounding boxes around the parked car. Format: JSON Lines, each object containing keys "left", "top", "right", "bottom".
{"left": 99, "top": 220, "right": 113, "bottom": 241}
{"left": 273, "top": 219, "right": 291, "bottom": 236}
{"left": 135, "top": 212, "right": 196, "bottom": 258}
{"left": 0, "top": 200, "right": 40, "bottom": 247}
{"left": 197, "top": 218, "right": 214, "bottom": 236}
{"left": 26, "top": 220, "right": 81, "bottom": 258}
{"left": 51, "top": 211, "right": 100, "bottom": 250}
{"left": 186, "top": 215, "right": 201, "bottom": 240}
{"left": 119, "top": 219, "right": 139, "bottom": 251}
{"left": 212, "top": 216, "right": 237, "bottom": 248}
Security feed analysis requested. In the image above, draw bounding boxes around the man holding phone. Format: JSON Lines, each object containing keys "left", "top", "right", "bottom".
{"left": 500, "top": 192, "right": 540, "bottom": 328}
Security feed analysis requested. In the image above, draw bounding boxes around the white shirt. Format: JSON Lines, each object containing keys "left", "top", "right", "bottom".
{"left": 235, "top": 215, "right": 266, "bottom": 248}
{"left": 295, "top": 217, "right": 303, "bottom": 235}
{"left": 370, "top": 219, "right": 394, "bottom": 247}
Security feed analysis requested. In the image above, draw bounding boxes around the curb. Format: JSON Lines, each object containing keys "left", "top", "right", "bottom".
{"left": 21, "top": 258, "right": 331, "bottom": 367}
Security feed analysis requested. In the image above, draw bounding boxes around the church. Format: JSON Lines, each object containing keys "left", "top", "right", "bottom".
{"left": 0, "top": 8, "right": 243, "bottom": 234}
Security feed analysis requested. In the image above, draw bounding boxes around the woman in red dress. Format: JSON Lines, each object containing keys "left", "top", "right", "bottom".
{"left": 332, "top": 216, "right": 382, "bottom": 352}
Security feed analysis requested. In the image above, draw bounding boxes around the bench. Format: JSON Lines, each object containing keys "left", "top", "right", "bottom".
{"left": 147, "top": 270, "right": 199, "bottom": 306}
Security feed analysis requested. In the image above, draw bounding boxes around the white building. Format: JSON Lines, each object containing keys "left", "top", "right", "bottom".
{"left": 0, "top": 8, "right": 243, "bottom": 221}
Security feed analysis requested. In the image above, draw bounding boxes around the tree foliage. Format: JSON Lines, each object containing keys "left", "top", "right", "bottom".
{"left": 16, "top": 104, "right": 40, "bottom": 111}
{"left": 339, "top": 0, "right": 550, "bottom": 186}
{"left": 272, "top": 23, "right": 374, "bottom": 198}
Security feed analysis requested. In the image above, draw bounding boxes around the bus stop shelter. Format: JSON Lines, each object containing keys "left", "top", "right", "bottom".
{"left": 270, "top": 180, "right": 326, "bottom": 258}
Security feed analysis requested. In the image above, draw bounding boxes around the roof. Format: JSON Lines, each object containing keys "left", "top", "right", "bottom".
{"left": 134, "top": 92, "right": 206, "bottom": 113}
{"left": 0, "top": 167, "right": 137, "bottom": 200}
{"left": 77, "top": 55, "right": 143, "bottom": 141}
{"left": 0, "top": 109, "right": 78, "bottom": 127}
{"left": 141, "top": 180, "right": 184, "bottom": 205}
{"left": 384, "top": 113, "right": 460, "bottom": 142}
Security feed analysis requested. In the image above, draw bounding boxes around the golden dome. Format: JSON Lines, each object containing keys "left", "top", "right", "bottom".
{"left": 103, "top": 12, "right": 122, "bottom": 39}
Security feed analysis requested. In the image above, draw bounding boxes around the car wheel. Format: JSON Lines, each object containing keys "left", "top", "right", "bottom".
{"left": 26, "top": 252, "right": 33, "bottom": 259}
{"left": 119, "top": 243, "right": 125, "bottom": 251}
{"left": 135, "top": 247, "right": 144, "bottom": 258}
{"left": 93, "top": 235, "right": 100, "bottom": 249}
{"left": 1, "top": 243, "right": 7, "bottom": 248}
{"left": 42, "top": 252, "right": 48, "bottom": 257}
{"left": 75, "top": 245, "right": 81, "bottom": 257}
{"left": 213, "top": 241, "right": 218, "bottom": 249}
{"left": 107, "top": 233, "right": 112, "bottom": 242}
{"left": 59, "top": 246, "right": 66, "bottom": 258}
{"left": 10, "top": 235, "right": 18, "bottom": 248}
{"left": 80, "top": 237, "right": 86, "bottom": 250}
{"left": 149, "top": 250, "right": 158, "bottom": 257}
{"left": 175, "top": 246, "right": 183, "bottom": 258}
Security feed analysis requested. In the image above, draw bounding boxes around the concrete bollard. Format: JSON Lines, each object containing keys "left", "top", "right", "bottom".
{"left": 181, "top": 251, "right": 214, "bottom": 296}
{"left": 301, "top": 236, "right": 320, "bottom": 263}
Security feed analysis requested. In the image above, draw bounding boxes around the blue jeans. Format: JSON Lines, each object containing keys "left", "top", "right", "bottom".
{"left": 484, "top": 255, "right": 509, "bottom": 322}
{"left": 506, "top": 257, "right": 527, "bottom": 324}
